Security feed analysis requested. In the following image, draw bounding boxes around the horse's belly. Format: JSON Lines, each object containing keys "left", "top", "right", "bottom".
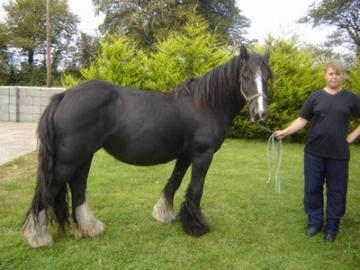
{"left": 104, "top": 142, "right": 180, "bottom": 166}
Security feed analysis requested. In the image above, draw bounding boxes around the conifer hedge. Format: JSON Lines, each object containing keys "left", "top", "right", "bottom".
{"left": 62, "top": 16, "right": 360, "bottom": 140}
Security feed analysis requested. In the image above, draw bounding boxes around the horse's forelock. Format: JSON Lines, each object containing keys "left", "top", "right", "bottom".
{"left": 245, "top": 53, "right": 273, "bottom": 81}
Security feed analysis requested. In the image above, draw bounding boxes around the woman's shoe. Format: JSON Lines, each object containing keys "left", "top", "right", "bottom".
{"left": 324, "top": 232, "right": 337, "bottom": 242}
{"left": 306, "top": 226, "right": 322, "bottom": 237}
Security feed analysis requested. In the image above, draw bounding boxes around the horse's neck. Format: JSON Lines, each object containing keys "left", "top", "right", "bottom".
{"left": 212, "top": 81, "right": 246, "bottom": 121}
{"left": 209, "top": 61, "right": 245, "bottom": 120}
{"left": 224, "top": 96, "right": 246, "bottom": 121}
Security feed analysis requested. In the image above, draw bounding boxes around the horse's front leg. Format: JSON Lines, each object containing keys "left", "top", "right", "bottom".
{"left": 180, "top": 149, "right": 213, "bottom": 236}
{"left": 153, "top": 157, "right": 191, "bottom": 223}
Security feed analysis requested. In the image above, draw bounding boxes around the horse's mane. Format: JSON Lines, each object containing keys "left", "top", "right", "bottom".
{"left": 173, "top": 56, "right": 242, "bottom": 107}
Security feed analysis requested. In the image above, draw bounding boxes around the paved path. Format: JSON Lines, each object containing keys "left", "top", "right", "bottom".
{"left": 0, "top": 122, "right": 38, "bottom": 165}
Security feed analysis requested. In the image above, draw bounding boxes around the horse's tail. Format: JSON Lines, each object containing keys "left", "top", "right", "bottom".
{"left": 26, "top": 92, "right": 68, "bottom": 231}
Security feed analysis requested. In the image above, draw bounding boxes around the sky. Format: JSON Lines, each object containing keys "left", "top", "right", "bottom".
{"left": 0, "top": 0, "right": 335, "bottom": 47}
{"left": 67, "top": 0, "right": 334, "bottom": 47}
{"left": 237, "top": 0, "right": 335, "bottom": 45}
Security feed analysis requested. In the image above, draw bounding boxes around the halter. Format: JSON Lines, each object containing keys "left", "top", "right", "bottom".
{"left": 241, "top": 91, "right": 267, "bottom": 105}
{"left": 239, "top": 77, "right": 267, "bottom": 105}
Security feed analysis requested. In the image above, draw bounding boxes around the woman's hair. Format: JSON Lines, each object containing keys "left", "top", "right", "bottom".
{"left": 325, "top": 61, "right": 345, "bottom": 74}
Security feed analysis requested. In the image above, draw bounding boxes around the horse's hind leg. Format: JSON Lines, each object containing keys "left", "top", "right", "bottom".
{"left": 69, "top": 156, "right": 105, "bottom": 240}
{"left": 152, "top": 157, "right": 190, "bottom": 223}
{"left": 22, "top": 204, "right": 53, "bottom": 248}
{"left": 22, "top": 163, "right": 75, "bottom": 248}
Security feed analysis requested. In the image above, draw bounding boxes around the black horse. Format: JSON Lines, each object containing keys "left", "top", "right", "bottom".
{"left": 22, "top": 46, "right": 272, "bottom": 248}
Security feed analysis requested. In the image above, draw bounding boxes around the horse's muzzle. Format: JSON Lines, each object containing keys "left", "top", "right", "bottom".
{"left": 251, "top": 108, "right": 268, "bottom": 122}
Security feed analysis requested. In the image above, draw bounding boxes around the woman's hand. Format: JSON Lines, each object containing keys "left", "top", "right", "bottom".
{"left": 274, "top": 117, "right": 308, "bottom": 140}
{"left": 274, "top": 130, "right": 287, "bottom": 140}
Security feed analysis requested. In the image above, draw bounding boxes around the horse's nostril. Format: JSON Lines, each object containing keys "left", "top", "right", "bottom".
{"left": 261, "top": 111, "right": 268, "bottom": 120}
{"left": 253, "top": 110, "right": 268, "bottom": 122}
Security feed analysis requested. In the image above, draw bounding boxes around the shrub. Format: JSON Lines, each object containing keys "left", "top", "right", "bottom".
{"left": 61, "top": 14, "right": 232, "bottom": 92}
{"left": 143, "top": 14, "right": 232, "bottom": 91}
{"left": 345, "top": 57, "right": 360, "bottom": 131}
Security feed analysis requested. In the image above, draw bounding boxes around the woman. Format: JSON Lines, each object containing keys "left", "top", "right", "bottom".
{"left": 274, "top": 61, "right": 360, "bottom": 242}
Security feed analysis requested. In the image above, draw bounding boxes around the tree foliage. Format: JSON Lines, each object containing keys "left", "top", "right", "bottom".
{"left": 347, "top": 57, "right": 360, "bottom": 93}
{"left": 62, "top": 14, "right": 233, "bottom": 91}
{"left": 300, "top": 0, "right": 360, "bottom": 55}
{"left": 143, "top": 14, "right": 232, "bottom": 91}
{"left": 2, "top": 0, "right": 79, "bottom": 74}
{"left": 91, "top": 0, "right": 249, "bottom": 48}
{"left": 197, "top": 0, "right": 250, "bottom": 43}
{"left": 3, "top": 0, "right": 79, "bottom": 67}
{"left": 0, "top": 24, "right": 10, "bottom": 84}
{"left": 63, "top": 32, "right": 101, "bottom": 76}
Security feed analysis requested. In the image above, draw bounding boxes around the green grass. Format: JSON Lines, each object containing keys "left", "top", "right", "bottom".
{"left": 0, "top": 139, "right": 360, "bottom": 270}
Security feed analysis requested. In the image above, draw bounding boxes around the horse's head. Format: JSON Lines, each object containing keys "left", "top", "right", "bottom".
{"left": 239, "top": 46, "right": 273, "bottom": 122}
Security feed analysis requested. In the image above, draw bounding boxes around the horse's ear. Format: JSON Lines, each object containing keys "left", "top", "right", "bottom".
{"left": 240, "top": 45, "right": 249, "bottom": 62}
{"left": 263, "top": 50, "right": 270, "bottom": 63}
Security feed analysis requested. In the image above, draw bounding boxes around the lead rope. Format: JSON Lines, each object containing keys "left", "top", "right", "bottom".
{"left": 256, "top": 123, "right": 283, "bottom": 193}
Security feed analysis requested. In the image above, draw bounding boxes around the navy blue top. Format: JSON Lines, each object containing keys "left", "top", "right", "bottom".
{"left": 299, "top": 89, "right": 360, "bottom": 159}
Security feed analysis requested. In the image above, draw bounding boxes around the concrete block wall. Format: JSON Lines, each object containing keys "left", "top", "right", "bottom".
{"left": 0, "top": 86, "right": 64, "bottom": 122}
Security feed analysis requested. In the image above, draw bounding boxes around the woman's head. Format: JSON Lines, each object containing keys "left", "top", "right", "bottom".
{"left": 324, "top": 61, "right": 345, "bottom": 90}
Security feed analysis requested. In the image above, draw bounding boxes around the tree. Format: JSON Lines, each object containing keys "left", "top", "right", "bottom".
{"left": 63, "top": 32, "right": 101, "bottom": 75}
{"left": 2, "top": 0, "right": 79, "bottom": 72}
{"left": 91, "top": 0, "right": 249, "bottom": 48}
{"left": 300, "top": 0, "right": 360, "bottom": 56}
{"left": 197, "top": 0, "right": 250, "bottom": 43}
{"left": 46, "top": 0, "right": 51, "bottom": 87}
{"left": 76, "top": 33, "right": 101, "bottom": 68}
{"left": 0, "top": 23, "right": 11, "bottom": 84}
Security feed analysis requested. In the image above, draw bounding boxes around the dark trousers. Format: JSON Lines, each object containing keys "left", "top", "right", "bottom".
{"left": 304, "top": 152, "right": 349, "bottom": 234}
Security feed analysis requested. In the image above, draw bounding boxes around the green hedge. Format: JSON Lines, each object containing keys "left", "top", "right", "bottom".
{"left": 61, "top": 14, "right": 232, "bottom": 91}
{"left": 62, "top": 16, "right": 360, "bottom": 141}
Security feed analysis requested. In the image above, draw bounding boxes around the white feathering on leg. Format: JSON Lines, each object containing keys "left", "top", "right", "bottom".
{"left": 152, "top": 193, "right": 176, "bottom": 223}
{"left": 72, "top": 203, "right": 105, "bottom": 240}
{"left": 22, "top": 210, "right": 53, "bottom": 248}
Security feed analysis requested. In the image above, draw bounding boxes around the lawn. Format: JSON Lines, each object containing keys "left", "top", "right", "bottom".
{"left": 0, "top": 139, "right": 359, "bottom": 270}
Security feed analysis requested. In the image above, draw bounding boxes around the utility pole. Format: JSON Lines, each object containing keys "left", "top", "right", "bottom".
{"left": 46, "top": 0, "right": 52, "bottom": 87}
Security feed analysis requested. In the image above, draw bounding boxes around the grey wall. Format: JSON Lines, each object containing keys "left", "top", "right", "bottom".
{"left": 0, "top": 86, "right": 64, "bottom": 122}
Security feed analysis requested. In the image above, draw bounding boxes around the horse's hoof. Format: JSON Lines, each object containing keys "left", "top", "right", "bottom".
{"left": 22, "top": 224, "right": 54, "bottom": 248}
{"left": 152, "top": 194, "right": 176, "bottom": 223}
{"left": 72, "top": 203, "right": 105, "bottom": 239}
{"left": 22, "top": 211, "right": 53, "bottom": 248}
{"left": 72, "top": 218, "right": 105, "bottom": 240}
{"left": 182, "top": 221, "right": 210, "bottom": 237}
{"left": 179, "top": 203, "right": 210, "bottom": 236}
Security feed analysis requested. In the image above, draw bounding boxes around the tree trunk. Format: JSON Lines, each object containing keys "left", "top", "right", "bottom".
{"left": 27, "top": 50, "right": 34, "bottom": 66}
{"left": 46, "top": 0, "right": 52, "bottom": 87}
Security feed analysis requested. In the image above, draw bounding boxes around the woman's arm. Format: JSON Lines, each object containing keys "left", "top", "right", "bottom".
{"left": 274, "top": 117, "right": 308, "bottom": 140}
{"left": 347, "top": 125, "right": 360, "bottom": 144}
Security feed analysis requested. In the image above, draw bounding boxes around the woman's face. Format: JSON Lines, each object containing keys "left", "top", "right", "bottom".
{"left": 325, "top": 67, "right": 343, "bottom": 90}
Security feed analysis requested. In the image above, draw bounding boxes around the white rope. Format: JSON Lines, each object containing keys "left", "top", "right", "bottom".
{"left": 257, "top": 123, "right": 283, "bottom": 193}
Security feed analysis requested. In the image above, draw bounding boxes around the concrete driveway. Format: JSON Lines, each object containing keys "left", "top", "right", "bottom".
{"left": 0, "top": 122, "right": 38, "bottom": 165}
